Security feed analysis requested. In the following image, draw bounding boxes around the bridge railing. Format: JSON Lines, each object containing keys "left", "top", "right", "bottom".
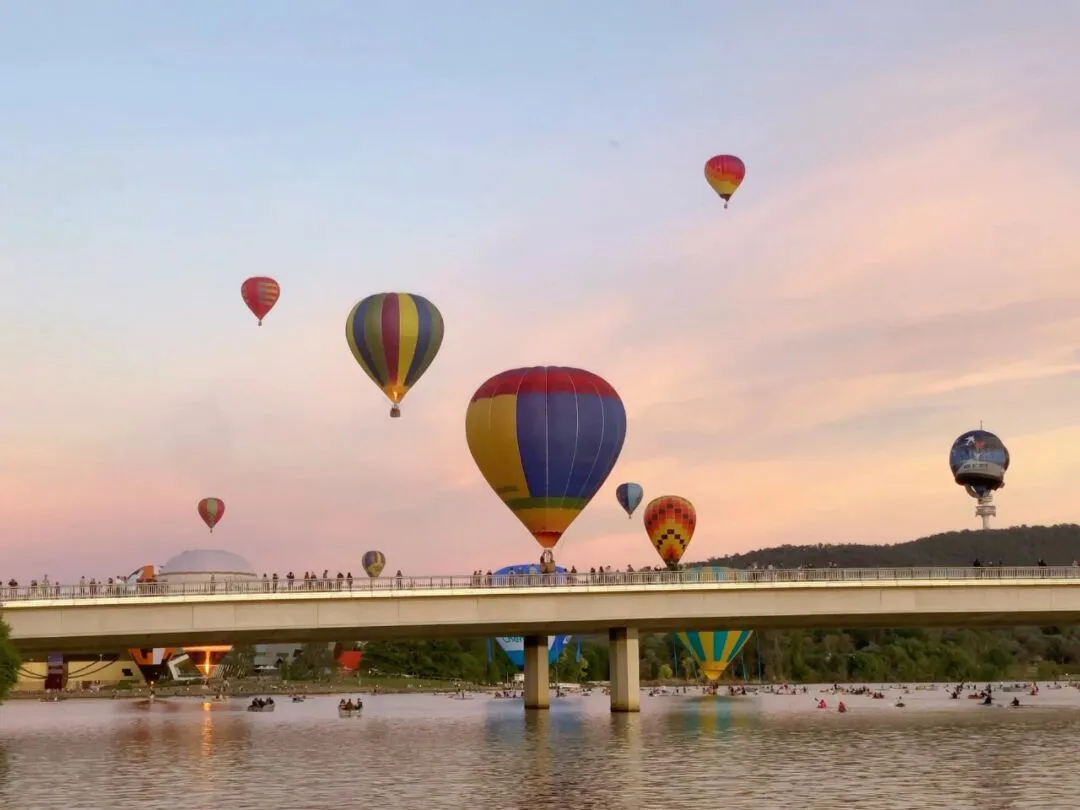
{"left": 2, "top": 566, "right": 1078, "bottom": 603}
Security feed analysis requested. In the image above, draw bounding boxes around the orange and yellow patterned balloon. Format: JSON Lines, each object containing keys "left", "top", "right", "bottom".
{"left": 704, "top": 155, "right": 746, "bottom": 208}
{"left": 643, "top": 495, "right": 696, "bottom": 569}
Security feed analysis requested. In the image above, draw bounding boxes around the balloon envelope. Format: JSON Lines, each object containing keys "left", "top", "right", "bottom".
{"left": 465, "top": 366, "right": 626, "bottom": 550}
{"left": 615, "top": 482, "right": 644, "bottom": 518}
{"left": 704, "top": 155, "right": 746, "bottom": 206}
{"left": 241, "top": 277, "right": 281, "bottom": 325}
{"left": 184, "top": 645, "right": 232, "bottom": 679}
{"left": 128, "top": 647, "right": 176, "bottom": 684}
{"left": 197, "top": 498, "right": 225, "bottom": 532}
{"left": 492, "top": 564, "right": 572, "bottom": 666}
{"left": 949, "top": 428, "right": 1009, "bottom": 495}
{"left": 676, "top": 630, "right": 752, "bottom": 681}
{"left": 643, "top": 495, "right": 696, "bottom": 567}
{"left": 362, "top": 550, "right": 386, "bottom": 578}
{"left": 345, "top": 292, "right": 445, "bottom": 417}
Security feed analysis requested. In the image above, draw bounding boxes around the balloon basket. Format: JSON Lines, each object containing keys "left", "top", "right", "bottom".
{"left": 390, "top": 405, "right": 401, "bottom": 418}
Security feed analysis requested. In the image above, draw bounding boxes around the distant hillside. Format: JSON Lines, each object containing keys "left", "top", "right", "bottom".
{"left": 701, "top": 524, "right": 1080, "bottom": 569}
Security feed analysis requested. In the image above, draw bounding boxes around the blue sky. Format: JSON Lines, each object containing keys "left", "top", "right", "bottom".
{"left": 2, "top": 1, "right": 1079, "bottom": 580}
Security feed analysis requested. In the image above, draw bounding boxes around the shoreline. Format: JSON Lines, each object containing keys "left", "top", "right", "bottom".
{"left": 10, "top": 676, "right": 1071, "bottom": 702}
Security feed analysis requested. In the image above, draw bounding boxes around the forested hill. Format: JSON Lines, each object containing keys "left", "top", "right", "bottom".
{"left": 701, "top": 524, "right": 1080, "bottom": 569}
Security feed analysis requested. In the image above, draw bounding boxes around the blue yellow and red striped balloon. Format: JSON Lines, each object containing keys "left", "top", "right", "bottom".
{"left": 676, "top": 630, "right": 752, "bottom": 681}
{"left": 704, "top": 154, "right": 746, "bottom": 208}
{"left": 346, "top": 293, "right": 445, "bottom": 418}
{"left": 643, "top": 495, "right": 696, "bottom": 568}
{"left": 465, "top": 366, "right": 627, "bottom": 551}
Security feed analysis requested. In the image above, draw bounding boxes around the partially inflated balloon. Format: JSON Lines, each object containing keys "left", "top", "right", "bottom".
{"left": 362, "top": 550, "right": 386, "bottom": 578}
{"left": 346, "top": 293, "right": 445, "bottom": 418}
{"left": 466, "top": 367, "right": 627, "bottom": 551}
{"left": 492, "top": 565, "right": 572, "bottom": 667}
{"left": 643, "top": 495, "right": 696, "bottom": 568}
{"left": 197, "top": 497, "right": 225, "bottom": 533}
{"left": 241, "top": 277, "right": 281, "bottom": 325}
{"left": 128, "top": 648, "right": 176, "bottom": 685}
{"left": 616, "top": 482, "right": 644, "bottom": 518}
{"left": 704, "top": 155, "right": 746, "bottom": 208}
{"left": 184, "top": 645, "right": 232, "bottom": 679}
{"left": 676, "top": 631, "right": 752, "bottom": 681}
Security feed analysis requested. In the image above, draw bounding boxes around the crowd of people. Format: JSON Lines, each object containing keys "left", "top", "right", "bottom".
{"left": 3, "top": 558, "right": 1079, "bottom": 600}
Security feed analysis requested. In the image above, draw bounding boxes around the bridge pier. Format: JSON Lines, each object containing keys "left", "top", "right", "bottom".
{"left": 609, "top": 627, "right": 640, "bottom": 713}
{"left": 523, "top": 634, "right": 550, "bottom": 710}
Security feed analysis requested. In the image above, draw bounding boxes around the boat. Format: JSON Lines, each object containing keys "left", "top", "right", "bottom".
{"left": 291, "top": 695, "right": 306, "bottom": 703}
{"left": 247, "top": 699, "right": 276, "bottom": 713}
{"left": 338, "top": 707, "right": 363, "bottom": 718}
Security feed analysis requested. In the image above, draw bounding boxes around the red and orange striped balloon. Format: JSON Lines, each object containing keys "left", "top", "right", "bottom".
{"left": 704, "top": 155, "right": 746, "bottom": 208}
{"left": 241, "top": 277, "right": 281, "bottom": 325}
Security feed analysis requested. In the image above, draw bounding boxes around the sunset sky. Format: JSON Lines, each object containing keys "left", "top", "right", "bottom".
{"left": 2, "top": 2, "right": 1080, "bottom": 582}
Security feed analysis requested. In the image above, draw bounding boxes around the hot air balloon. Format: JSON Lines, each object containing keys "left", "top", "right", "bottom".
{"left": 362, "top": 550, "right": 386, "bottom": 578}
{"left": 676, "top": 630, "right": 753, "bottom": 681}
{"left": 950, "top": 427, "right": 1010, "bottom": 530}
{"left": 241, "top": 276, "right": 281, "bottom": 326}
{"left": 345, "top": 292, "right": 445, "bottom": 418}
{"left": 465, "top": 367, "right": 627, "bottom": 557}
{"left": 704, "top": 155, "right": 746, "bottom": 208}
{"left": 184, "top": 645, "right": 232, "bottom": 679}
{"left": 128, "top": 648, "right": 176, "bottom": 685}
{"left": 950, "top": 428, "right": 1009, "bottom": 495}
{"left": 615, "top": 482, "right": 644, "bottom": 519}
{"left": 197, "top": 498, "right": 225, "bottom": 533}
{"left": 643, "top": 495, "right": 696, "bottom": 569}
{"left": 491, "top": 564, "right": 573, "bottom": 667}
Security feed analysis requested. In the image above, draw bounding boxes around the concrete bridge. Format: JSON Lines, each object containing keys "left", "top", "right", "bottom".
{"left": 4, "top": 566, "right": 1080, "bottom": 712}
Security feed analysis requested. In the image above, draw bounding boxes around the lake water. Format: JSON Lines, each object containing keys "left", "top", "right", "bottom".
{"left": 2, "top": 685, "right": 1079, "bottom": 809}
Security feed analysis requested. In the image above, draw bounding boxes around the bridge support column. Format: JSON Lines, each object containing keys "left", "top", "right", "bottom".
{"left": 523, "top": 635, "right": 549, "bottom": 710}
{"left": 609, "top": 627, "right": 640, "bottom": 713}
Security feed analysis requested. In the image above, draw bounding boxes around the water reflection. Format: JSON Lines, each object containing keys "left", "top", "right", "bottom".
{"left": 0, "top": 741, "right": 10, "bottom": 793}
{"left": 2, "top": 693, "right": 1080, "bottom": 809}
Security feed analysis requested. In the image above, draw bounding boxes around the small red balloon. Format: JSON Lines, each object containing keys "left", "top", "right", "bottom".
{"left": 241, "top": 277, "right": 281, "bottom": 325}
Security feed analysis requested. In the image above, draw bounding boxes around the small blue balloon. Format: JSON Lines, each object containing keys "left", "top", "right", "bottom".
{"left": 615, "top": 482, "right": 644, "bottom": 518}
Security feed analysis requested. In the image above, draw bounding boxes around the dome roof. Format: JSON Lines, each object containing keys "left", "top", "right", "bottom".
{"left": 160, "top": 549, "right": 255, "bottom": 577}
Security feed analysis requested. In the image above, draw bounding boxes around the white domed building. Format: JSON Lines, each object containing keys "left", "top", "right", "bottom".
{"left": 158, "top": 548, "right": 258, "bottom": 586}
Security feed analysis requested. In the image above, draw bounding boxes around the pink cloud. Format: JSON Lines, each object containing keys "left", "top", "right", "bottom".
{"left": 4, "top": 48, "right": 1080, "bottom": 583}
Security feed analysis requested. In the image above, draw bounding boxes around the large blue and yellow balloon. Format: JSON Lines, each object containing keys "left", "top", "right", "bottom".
{"left": 345, "top": 292, "right": 445, "bottom": 418}
{"left": 676, "top": 630, "right": 752, "bottom": 681}
{"left": 465, "top": 366, "right": 627, "bottom": 551}
{"left": 615, "top": 482, "right": 643, "bottom": 518}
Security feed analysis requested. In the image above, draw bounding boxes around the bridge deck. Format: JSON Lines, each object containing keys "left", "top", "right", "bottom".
{"left": 6, "top": 568, "right": 1080, "bottom": 652}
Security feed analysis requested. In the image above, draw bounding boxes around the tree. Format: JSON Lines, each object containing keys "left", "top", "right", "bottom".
{"left": 0, "top": 616, "right": 20, "bottom": 702}
{"left": 220, "top": 644, "right": 256, "bottom": 679}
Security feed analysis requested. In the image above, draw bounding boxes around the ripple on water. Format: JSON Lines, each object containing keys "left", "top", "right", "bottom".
{"left": 0, "top": 687, "right": 1078, "bottom": 810}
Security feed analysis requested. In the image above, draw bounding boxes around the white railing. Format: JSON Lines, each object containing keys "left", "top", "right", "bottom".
{"left": 1, "top": 566, "right": 1077, "bottom": 604}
